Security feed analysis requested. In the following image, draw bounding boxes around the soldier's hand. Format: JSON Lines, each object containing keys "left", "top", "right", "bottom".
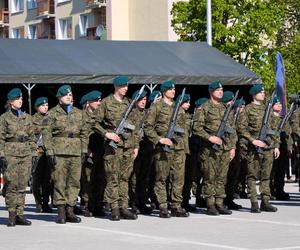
{"left": 229, "top": 149, "right": 236, "bottom": 161}
{"left": 274, "top": 148, "right": 280, "bottom": 159}
{"left": 159, "top": 138, "right": 173, "bottom": 146}
{"left": 208, "top": 136, "right": 222, "bottom": 145}
{"left": 133, "top": 148, "right": 139, "bottom": 159}
{"left": 81, "top": 153, "right": 88, "bottom": 164}
{"left": 105, "top": 132, "right": 121, "bottom": 143}
{"left": 252, "top": 140, "right": 266, "bottom": 148}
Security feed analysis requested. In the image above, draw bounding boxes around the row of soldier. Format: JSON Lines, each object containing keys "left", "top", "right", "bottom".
{"left": 0, "top": 76, "right": 298, "bottom": 227}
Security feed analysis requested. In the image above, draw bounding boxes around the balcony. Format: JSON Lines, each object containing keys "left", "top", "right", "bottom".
{"left": 0, "top": 8, "right": 9, "bottom": 25}
{"left": 86, "top": 26, "right": 106, "bottom": 40}
{"left": 36, "top": 0, "right": 55, "bottom": 18}
{"left": 86, "top": 0, "right": 106, "bottom": 8}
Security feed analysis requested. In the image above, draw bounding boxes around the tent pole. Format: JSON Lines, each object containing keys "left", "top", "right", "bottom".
{"left": 22, "top": 83, "right": 36, "bottom": 115}
{"left": 145, "top": 83, "right": 158, "bottom": 93}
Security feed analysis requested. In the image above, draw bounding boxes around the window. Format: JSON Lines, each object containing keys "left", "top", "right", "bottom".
{"left": 27, "top": 0, "right": 36, "bottom": 9}
{"left": 28, "top": 25, "right": 37, "bottom": 39}
{"left": 79, "top": 14, "right": 90, "bottom": 37}
{"left": 57, "top": 0, "right": 70, "bottom": 3}
{"left": 58, "top": 18, "right": 72, "bottom": 39}
{"left": 11, "top": 0, "right": 24, "bottom": 13}
{"left": 12, "top": 27, "right": 21, "bottom": 38}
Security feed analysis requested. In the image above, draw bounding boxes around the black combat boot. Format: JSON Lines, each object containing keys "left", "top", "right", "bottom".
{"left": 215, "top": 204, "right": 232, "bottom": 215}
{"left": 207, "top": 205, "right": 220, "bottom": 216}
{"left": 131, "top": 203, "right": 140, "bottom": 215}
{"left": 42, "top": 203, "right": 53, "bottom": 213}
{"left": 7, "top": 211, "right": 16, "bottom": 227}
{"left": 120, "top": 208, "right": 138, "bottom": 220}
{"left": 15, "top": 215, "right": 32, "bottom": 226}
{"left": 93, "top": 206, "right": 105, "bottom": 217}
{"left": 250, "top": 201, "right": 261, "bottom": 213}
{"left": 159, "top": 208, "right": 171, "bottom": 218}
{"left": 182, "top": 202, "right": 197, "bottom": 212}
{"left": 56, "top": 205, "right": 66, "bottom": 224}
{"left": 73, "top": 205, "right": 83, "bottom": 215}
{"left": 196, "top": 198, "right": 207, "bottom": 208}
{"left": 138, "top": 204, "right": 153, "bottom": 215}
{"left": 224, "top": 199, "right": 242, "bottom": 210}
{"left": 110, "top": 208, "right": 120, "bottom": 221}
{"left": 35, "top": 203, "right": 43, "bottom": 213}
{"left": 66, "top": 206, "right": 81, "bottom": 223}
{"left": 83, "top": 207, "right": 93, "bottom": 217}
{"left": 260, "top": 201, "right": 278, "bottom": 212}
{"left": 171, "top": 207, "right": 190, "bottom": 217}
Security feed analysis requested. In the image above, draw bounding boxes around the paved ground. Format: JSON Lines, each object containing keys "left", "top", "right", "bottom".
{"left": 0, "top": 182, "right": 300, "bottom": 250}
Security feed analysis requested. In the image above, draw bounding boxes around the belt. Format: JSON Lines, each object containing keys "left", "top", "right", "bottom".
{"left": 53, "top": 132, "right": 80, "bottom": 138}
{"left": 6, "top": 136, "right": 29, "bottom": 143}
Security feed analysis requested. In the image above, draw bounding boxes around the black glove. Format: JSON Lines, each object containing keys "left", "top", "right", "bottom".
{"left": 0, "top": 157, "right": 8, "bottom": 172}
{"left": 47, "top": 155, "right": 57, "bottom": 167}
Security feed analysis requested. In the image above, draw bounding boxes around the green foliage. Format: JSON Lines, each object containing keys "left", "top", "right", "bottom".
{"left": 171, "top": 0, "right": 299, "bottom": 94}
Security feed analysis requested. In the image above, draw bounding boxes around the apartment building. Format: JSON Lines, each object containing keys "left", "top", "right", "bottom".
{"left": 7, "top": 0, "right": 181, "bottom": 41}
{"left": 0, "top": 0, "right": 9, "bottom": 38}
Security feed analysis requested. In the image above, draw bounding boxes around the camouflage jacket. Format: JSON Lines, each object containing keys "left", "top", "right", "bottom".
{"left": 143, "top": 99, "right": 186, "bottom": 151}
{"left": 93, "top": 95, "right": 137, "bottom": 149}
{"left": 43, "top": 104, "right": 88, "bottom": 156}
{"left": 32, "top": 112, "right": 50, "bottom": 154}
{"left": 290, "top": 107, "right": 300, "bottom": 142}
{"left": 83, "top": 108, "right": 104, "bottom": 155}
{"left": 128, "top": 107, "right": 146, "bottom": 146}
{"left": 0, "top": 109, "right": 36, "bottom": 157}
{"left": 193, "top": 99, "right": 237, "bottom": 151}
{"left": 238, "top": 102, "right": 280, "bottom": 150}
{"left": 183, "top": 112, "right": 191, "bottom": 154}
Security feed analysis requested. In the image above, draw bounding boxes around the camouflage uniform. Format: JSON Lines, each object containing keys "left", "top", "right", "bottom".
{"left": 0, "top": 109, "right": 36, "bottom": 216}
{"left": 290, "top": 107, "right": 300, "bottom": 189}
{"left": 43, "top": 104, "right": 87, "bottom": 207}
{"left": 144, "top": 100, "right": 186, "bottom": 210}
{"left": 32, "top": 112, "right": 52, "bottom": 211}
{"left": 193, "top": 99, "right": 236, "bottom": 208}
{"left": 81, "top": 108, "right": 105, "bottom": 214}
{"left": 93, "top": 95, "right": 138, "bottom": 210}
{"left": 238, "top": 103, "right": 280, "bottom": 204}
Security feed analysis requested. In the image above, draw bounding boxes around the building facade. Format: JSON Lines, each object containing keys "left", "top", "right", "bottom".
{"left": 5, "top": 0, "right": 181, "bottom": 41}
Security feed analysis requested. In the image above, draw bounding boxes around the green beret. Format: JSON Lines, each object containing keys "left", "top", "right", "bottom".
{"left": 176, "top": 94, "right": 190, "bottom": 104}
{"left": 132, "top": 90, "right": 147, "bottom": 101}
{"left": 160, "top": 80, "right": 175, "bottom": 92}
{"left": 208, "top": 80, "right": 223, "bottom": 92}
{"left": 149, "top": 91, "right": 162, "bottom": 103}
{"left": 195, "top": 97, "right": 208, "bottom": 107}
{"left": 249, "top": 84, "right": 264, "bottom": 96}
{"left": 34, "top": 97, "right": 48, "bottom": 107}
{"left": 80, "top": 91, "right": 102, "bottom": 106}
{"left": 234, "top": 99, "right": 245, "bottom": 108}
{"left": 272, "top": 96, "right": 281, "bottom": 106}
{"left": 113, "top": 76, "right": 129, "bottom": 86}
{"left": 221, "top": 91, "right": 234, "bottom": 103}
{"left": 7, "top": 88, "right": 22, "bottom": 100}
{"left": 56, "top": 85, "right": 72, "bottom": 97}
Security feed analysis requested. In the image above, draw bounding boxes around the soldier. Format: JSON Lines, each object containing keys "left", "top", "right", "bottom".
{"left": 193, "top": 81, "right": 236, "bottom": 216}
{"left": 43, "top": 85, "right": 88, "bottom": 224}
{"left": 238, "top": 84, "right": 280, "bottom": 213}
{"left": 32, "top": 97, "right": 53, "bottom": 213}
{"left": 93, "top": 76, "right": 139, "bottom": 221}
{"left": 0, "top": 88, "right": 36, "bottom": 226}
{"left": 144, "top": 80, "right": 189, "bottom": 218}
{"left": 79, "top": 91, "right": 105, "bottom": 217}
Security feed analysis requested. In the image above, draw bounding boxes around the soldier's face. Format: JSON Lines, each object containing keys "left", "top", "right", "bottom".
{"left": 136, "top": 97, "right": 147, "bottom": 109}
{"left": 254, "top": 91, "right": 265, "bottom": 102}
{"left": 37, "top": 103, "right": 49, "bottom": 114}
{"left": 10, "top": 97, "right": 23, "bottom": 110}
{"left": 59, "top": 92, "right": 73, "bottom": 105}
{"left": 273, "top": 102, "right": 282, "bottom": 112}
{"left": 153, "top": 96, "right": 162, "bottom": 103}
{"left": 89, "top": 99, "right": 101, "bottom": 110}
{"left": 116, "top": 85, "right": 128, "bottom": 96}
{"left": 164, "top": 88, "right": 175, "bottom": 99}
{"left": 181, "top": 102, "right": 190, "bottom": 111}
{"left": 211, "top": 88, "right": 223, "bottom": 100}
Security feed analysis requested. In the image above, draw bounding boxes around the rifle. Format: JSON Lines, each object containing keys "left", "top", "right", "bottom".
{"left": 163, "top": 88, "right": 186, "bottom": 153}
{"left": 213, "top": 90, "right": 239, "bottom": 151}
{"left": 233, "top": 97, "right": 244, "bottom": 127}
{"left": 256, "top": 91, "right": 276, "bottom": 155}
{"left": 278, "top": 102, "right": 295, "bottom": 133}
{"left": 109, "top": 85, "right": 146, "bottom": 149}
{"left": 138, "top": 93, "right": 160, "bottom": 138}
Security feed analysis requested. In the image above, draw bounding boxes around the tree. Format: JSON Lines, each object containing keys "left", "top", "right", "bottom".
{"left": 171, "top": 0, "right": 289, "bottom": 91}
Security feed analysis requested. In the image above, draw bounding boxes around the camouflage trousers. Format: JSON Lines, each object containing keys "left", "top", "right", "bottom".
{"left": 80, "top": 156, "right": 106, "bottom": 211}
{"left": 246, "top": 146, "right": 273, "bottom": 202}
{"left": 4, "top": 155, "right": 31, "bottom": 215}
{"left": 200, "top": 147, "right": 231, "bottom": 206}
{"left": 225, "top": 154, "right": 241, "bottom": 200}
{"left": 154, "top": 147, "right": 185, "bottom": 209}
{"left": 130, "top": 140, "right": 154, "bottom": 206}
{"left": 104, "top": 146, "right": 134, "bottom": 209}
{"left": 52, "top": 156, "right": 81, "bottom": 206}
{"left": 32, "top": 154, "right": 52, "bottom": 206}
